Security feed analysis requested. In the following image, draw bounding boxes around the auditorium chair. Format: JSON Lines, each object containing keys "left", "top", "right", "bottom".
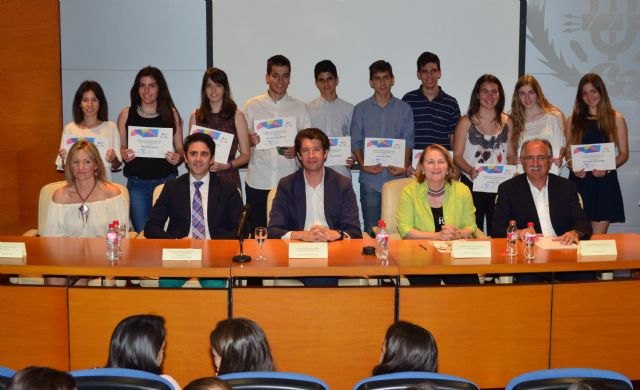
{"left": 70, "top": 368, "right": 175, "bottom": 390}
{"left": 0, "top": 366, "right": 15, "bottom": 390}
{"left": 353, "top": 371, "right": 479, "bottom": 390}
{"left": 380, "top": 177, "right": 414, "bottom": 239}
{"left": 217, "top": 371, "right": 329, "bottom": 390}
{"left": 505, "top": 368, "right": 632, "bottom": 390}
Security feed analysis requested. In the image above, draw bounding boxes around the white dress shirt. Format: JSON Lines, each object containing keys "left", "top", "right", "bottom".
{"left": 189, "top": 174, "right": 211, "bottom": 239}
{"left": 527, "top": 176, "right": 557, "bottom": 237}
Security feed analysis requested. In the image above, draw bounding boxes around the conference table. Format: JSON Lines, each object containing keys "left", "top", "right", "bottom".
{"left": 0, "top": 234, "right": 639, "bottom": 389}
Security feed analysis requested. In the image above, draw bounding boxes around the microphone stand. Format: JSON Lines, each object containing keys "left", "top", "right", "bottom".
{"left": 232, "top": 235, "right": 251, "bottom": 263}
{"left": 232, "top": 205, "right": 251, "bottom": 263}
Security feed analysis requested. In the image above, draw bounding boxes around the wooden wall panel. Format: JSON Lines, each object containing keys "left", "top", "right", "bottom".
{"left": 0, "top": 0, "right": 63, "bottom": 234}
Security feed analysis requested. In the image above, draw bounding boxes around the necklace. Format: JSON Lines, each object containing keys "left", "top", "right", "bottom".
{"left": 137, "top": 105, "right": 158, "bottom": 118}
{"left": 427, "top": 185, "right": 446, "bottom": 197}
{"left": 74, "top": 180, "right": 98, "bottom": 225}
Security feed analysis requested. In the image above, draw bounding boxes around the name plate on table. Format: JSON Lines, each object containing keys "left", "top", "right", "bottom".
{"left": 0, "top": 242, "right": 26, "bottom": 262}
{"left": 577, "top": 240, "right": 617, "bottom": 256}
{"left": 289, "top": 242, "right": 328, "bottom": 259}
{"left": 451, "top": 241, "right": 491, "bottom": 259}
{"left": 162, "top": 248, "right": 202, "bottom": 261}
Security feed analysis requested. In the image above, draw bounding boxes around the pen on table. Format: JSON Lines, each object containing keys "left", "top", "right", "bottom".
{"left": 418, "top": 244, "right": 429, "bottom": 252}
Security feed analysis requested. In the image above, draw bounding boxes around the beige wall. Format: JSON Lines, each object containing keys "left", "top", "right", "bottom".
{"left": 0, "top": 0, "right": 63, "bottom": 234}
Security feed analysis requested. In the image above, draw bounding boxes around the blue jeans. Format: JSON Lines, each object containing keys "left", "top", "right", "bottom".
{"left": 360, "top": 182, "right": 381, "bottom": 237}
{"left": 127, "top": 174, "right": 176, "bottom": 233}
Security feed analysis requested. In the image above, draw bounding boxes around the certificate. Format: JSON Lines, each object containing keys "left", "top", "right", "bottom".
{"left": 190, "top": 125, "right": 234, "bottom": 164}
{"left": 472, "top": 164, "right": 517, "bottom": 193}
{"left": 63, "top": 135, "right": 109, "bottom": 165}
{"left": 253, "top": 117, "right": 297, "bottom": 151}
{"left": 411, "top": 149, "right": 422, "bottom": 170}
{"left": 571, "top": 142, "right": 616, "bottom": 171}
{"left": 128, "top": 126, "right": 174, "bottom": 158}
{"left": 325, "top": 136, "right": 351, "bottom": 166}
{"left": 364, "top": 138, "right": 406, "bottom": 167}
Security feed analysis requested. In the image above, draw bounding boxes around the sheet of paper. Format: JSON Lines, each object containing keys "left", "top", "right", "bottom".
{"left": 162, "top": 248, "right": 202, "bottom": 261}
{"left": 0, "top": 242, "right": 26, "bottom": 259}
{"left": 472, "top": 164, "right": 517, "bottom": 193}
{"left": 451, "top": 240, "right": 491, "bottom": 258}
{"left": 429, "top": 240, "right": 452, "bottom": 253}
{"left": 288, "top": 242, "right": 328, "bottom": 259}
{"left": 411, "top": 149, "right": 423, "bottom": 170}
{"left": 535, "top": 236, "right": 578, "bottom": 250}
{"left": 577, "top": 240, "right": 617, "bottom": 256}
{"left": 571, "top": 142, "right": 616, "bottom": 171}
{"left": 63, "top": 135, "right": 109, "bottom": 166}
{"left": 363, "top": 138, "right": 406, "bottom": 167}
{"left": 253, "top": 117, "right": 297, "bottom": 150}
{"left": 189, "top": 125, "right": 235, "bottom": 164}
{"left": 128, "top": 126, "right": 174, "bottom": 158}
{"left": 325, "top": 136, "right": 351, "bottom": 167}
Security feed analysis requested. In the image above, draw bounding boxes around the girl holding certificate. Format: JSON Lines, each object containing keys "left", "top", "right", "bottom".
{"left": 188, "top": 68, "right": 250, "bottom": 189}
{"left": 566, "top": 73, "right": 629, "bottom": 234}
{"left": 56, "top": 81, "right": 122, "bottom": 180}
{"left": 118, "top": 66, "right": 184, "bottom": 232}
{"left": 453, "top": 74, "right": 513, "bottom": 234}
{"left": 509, "top": 75, "right": 566, "bottom": 170}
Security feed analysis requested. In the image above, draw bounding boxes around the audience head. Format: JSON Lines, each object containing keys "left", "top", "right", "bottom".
{"left": 72, "top": 80, "right": 109, "bottom": 123}
{"left": 373, "top": 321, "right": 438, "bottom": 376}
{"left": 210, "top": 318, "right": 275, "bottom": 375}
{"left": 64, "top": 140, "right": 107, "bottom": 184}
{"left": 416, "top": 144, "right": 456, "bottom": 185}
{"left": 468, "top": 74, "right": 505, "bottom": 122}
{"left": 198, "top": 67, "right": 237, "bottom": 119}
{"left": 184, "top": 377, "right": 232, "bottom": 390}
{"left": 130, "top": 66, "right": 180, "bottom": 127}
{"left": 7, "top": 366, "right": 76, "bottom": 390}
{"left": 106, "top": 314, "right": 167, "bottom": 375}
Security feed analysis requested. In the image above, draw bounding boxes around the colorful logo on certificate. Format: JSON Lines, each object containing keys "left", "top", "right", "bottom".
{"left": 573, "top": 145, "right": 601, "bottom": 154}
{"left": 66, "top": 137, "right": 95, "bottom": 145}
{"left": 131, "top": 128, "right": 159, "bottom": 137}
{"left": 329, "top": 137, "right": 339, "bottom": 147}
{"left": 256, "top": 119, "right": 283, "bottom": 130}
{"left": 192, "top": 127, "right": 222, "bottom": 140}
{"left": 367, "top": 139, "right": 393, "bottom": 148}
{"left": 479, "top": 165, "right": 504, "bottom": 173}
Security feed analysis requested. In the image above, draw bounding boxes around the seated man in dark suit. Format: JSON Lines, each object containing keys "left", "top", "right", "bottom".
{"left": 492, "top": 138, "right": 593, "bottom": 281}
{"left": 145, "top": 132, "right": 243, "bottom": 287}
{"left": 268, "top": 128, "right": 362, "bottom": 285}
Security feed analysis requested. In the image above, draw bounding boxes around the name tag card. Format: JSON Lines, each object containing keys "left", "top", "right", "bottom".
{"left": 577, "top": 240, "right": 617, "bottom": 256}
{"left": 162, "top": 248, "right": 202, "bottom": 261}
{"left": 451, "top": 241, "right": 491, "bottom": 259}
{"left": 289, "top": 242, "right": 328, "bottom": 259}
{"left": 0, "top": 242, "right": 26, "bottom": 258}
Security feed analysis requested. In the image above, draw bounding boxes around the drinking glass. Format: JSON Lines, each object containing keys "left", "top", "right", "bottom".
{"left": 255, "top": 227, "right": 267, "bottom": 261}
{"left": 118, "top": 222, "right": 128, "bottom": 242}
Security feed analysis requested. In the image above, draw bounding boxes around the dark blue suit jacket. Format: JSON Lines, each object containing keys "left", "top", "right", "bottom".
{"left": 144, "top": 172, "right": 243, "bottom": 239}
{"left": 491, "top": 173, "right": 592, "bottom": 239}
{"left": 268, "top": 168, "right": 362, "bottom": 239}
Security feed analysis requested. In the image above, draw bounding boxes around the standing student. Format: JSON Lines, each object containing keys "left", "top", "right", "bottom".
{"left": 453, "top": 74, "right": 513, "bottom": 234}
{"left": 243, "top": 55, "right": 311, "bottom": 231}
{"left": 566, "top": 73, "right": 628, "bottom": 234}
{"left": 118, "top": 66, "right": 184, "bottom": 232}
{"left": 188, "top": 67, "right": 250, "bottom": 190}
{"left": 306, "top": 59, "right": 354, "bottom": 178}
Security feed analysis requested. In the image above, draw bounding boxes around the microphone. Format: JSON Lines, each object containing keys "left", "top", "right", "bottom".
{"left": 232, "top": 205, "right": 251, "bottom": 263}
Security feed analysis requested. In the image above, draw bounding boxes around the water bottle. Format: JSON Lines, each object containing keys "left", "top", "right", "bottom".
{"left": 506, "top": 220, "right": 518, "bottom": 256}
{"left": 375, "top": 219, "right": 389, "bottom": 262}
{"left": 106, "top": 223, "right": 119, "bottom": 261}
{"left": 523, "top": 222, "right": 536, "bottom": 260}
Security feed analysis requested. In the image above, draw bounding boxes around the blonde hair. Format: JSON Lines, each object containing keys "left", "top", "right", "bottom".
{"left": 416, "top": 144, "right": 456, "bottom": 184}
{"left": 64, "top": 140, "right": 106, "bottom": 184}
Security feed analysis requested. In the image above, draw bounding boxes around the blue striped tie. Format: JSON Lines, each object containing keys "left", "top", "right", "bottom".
{"left": 192, "top": 181, "right": 206, "bottom": 239}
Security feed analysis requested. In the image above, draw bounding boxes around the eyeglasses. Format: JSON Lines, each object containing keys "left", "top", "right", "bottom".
{"left": 522, "top": 155, "right": 550, "bottom": 162}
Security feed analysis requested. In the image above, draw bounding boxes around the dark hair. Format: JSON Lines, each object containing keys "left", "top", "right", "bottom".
{"left": 416, "top": 144, "right": 456, "bottom": 185}
{"left": 196, "top": 68, "right": 237, "bottom": 121}
{"left": 130, "top": 66, "right": 182, "bottom": 130}
{"left": 294, "top": 128, "right": 330, "bottom": 155}
{"left": 417, "top": 52, "right": 440, "bottom": 71}
{"left": 7, "top": 366, "right": 76, "bottom": 390}
{"left": 210, "top": 318, "right": 275, "bottom": 375}
{"left": 72, "top": 80, "right": 109, "bottom": 123}
{"left": 314, "top": 60, "right": 338, "bottom": 80}
{"left": 184, "top": 132, "right": 216, "bottom": 156}
{"left": 520, "top": 138, "right": 553, "bottom": 159}
{"left": 64, "top": 140, "right": 107, "bottom": 184}
{"left": 106, "top": 314, "right": 166, "bottom": 375}
{"left": 467, "top": 74, "right": 505, "bottom": 126}
{"left": 267, "top": 55, "right": 291, "bottom": 75}
{"left": 184, "top": 377, "right": 232, "bottom": 390}
{"left": 369, "top": 60, "right": 394, "bottom": 80}
{"left": 372, "top": 321, "right": 438, "bottom": 376}
{"left": 569, "top": 73, "right": 617, "bottom": 146}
